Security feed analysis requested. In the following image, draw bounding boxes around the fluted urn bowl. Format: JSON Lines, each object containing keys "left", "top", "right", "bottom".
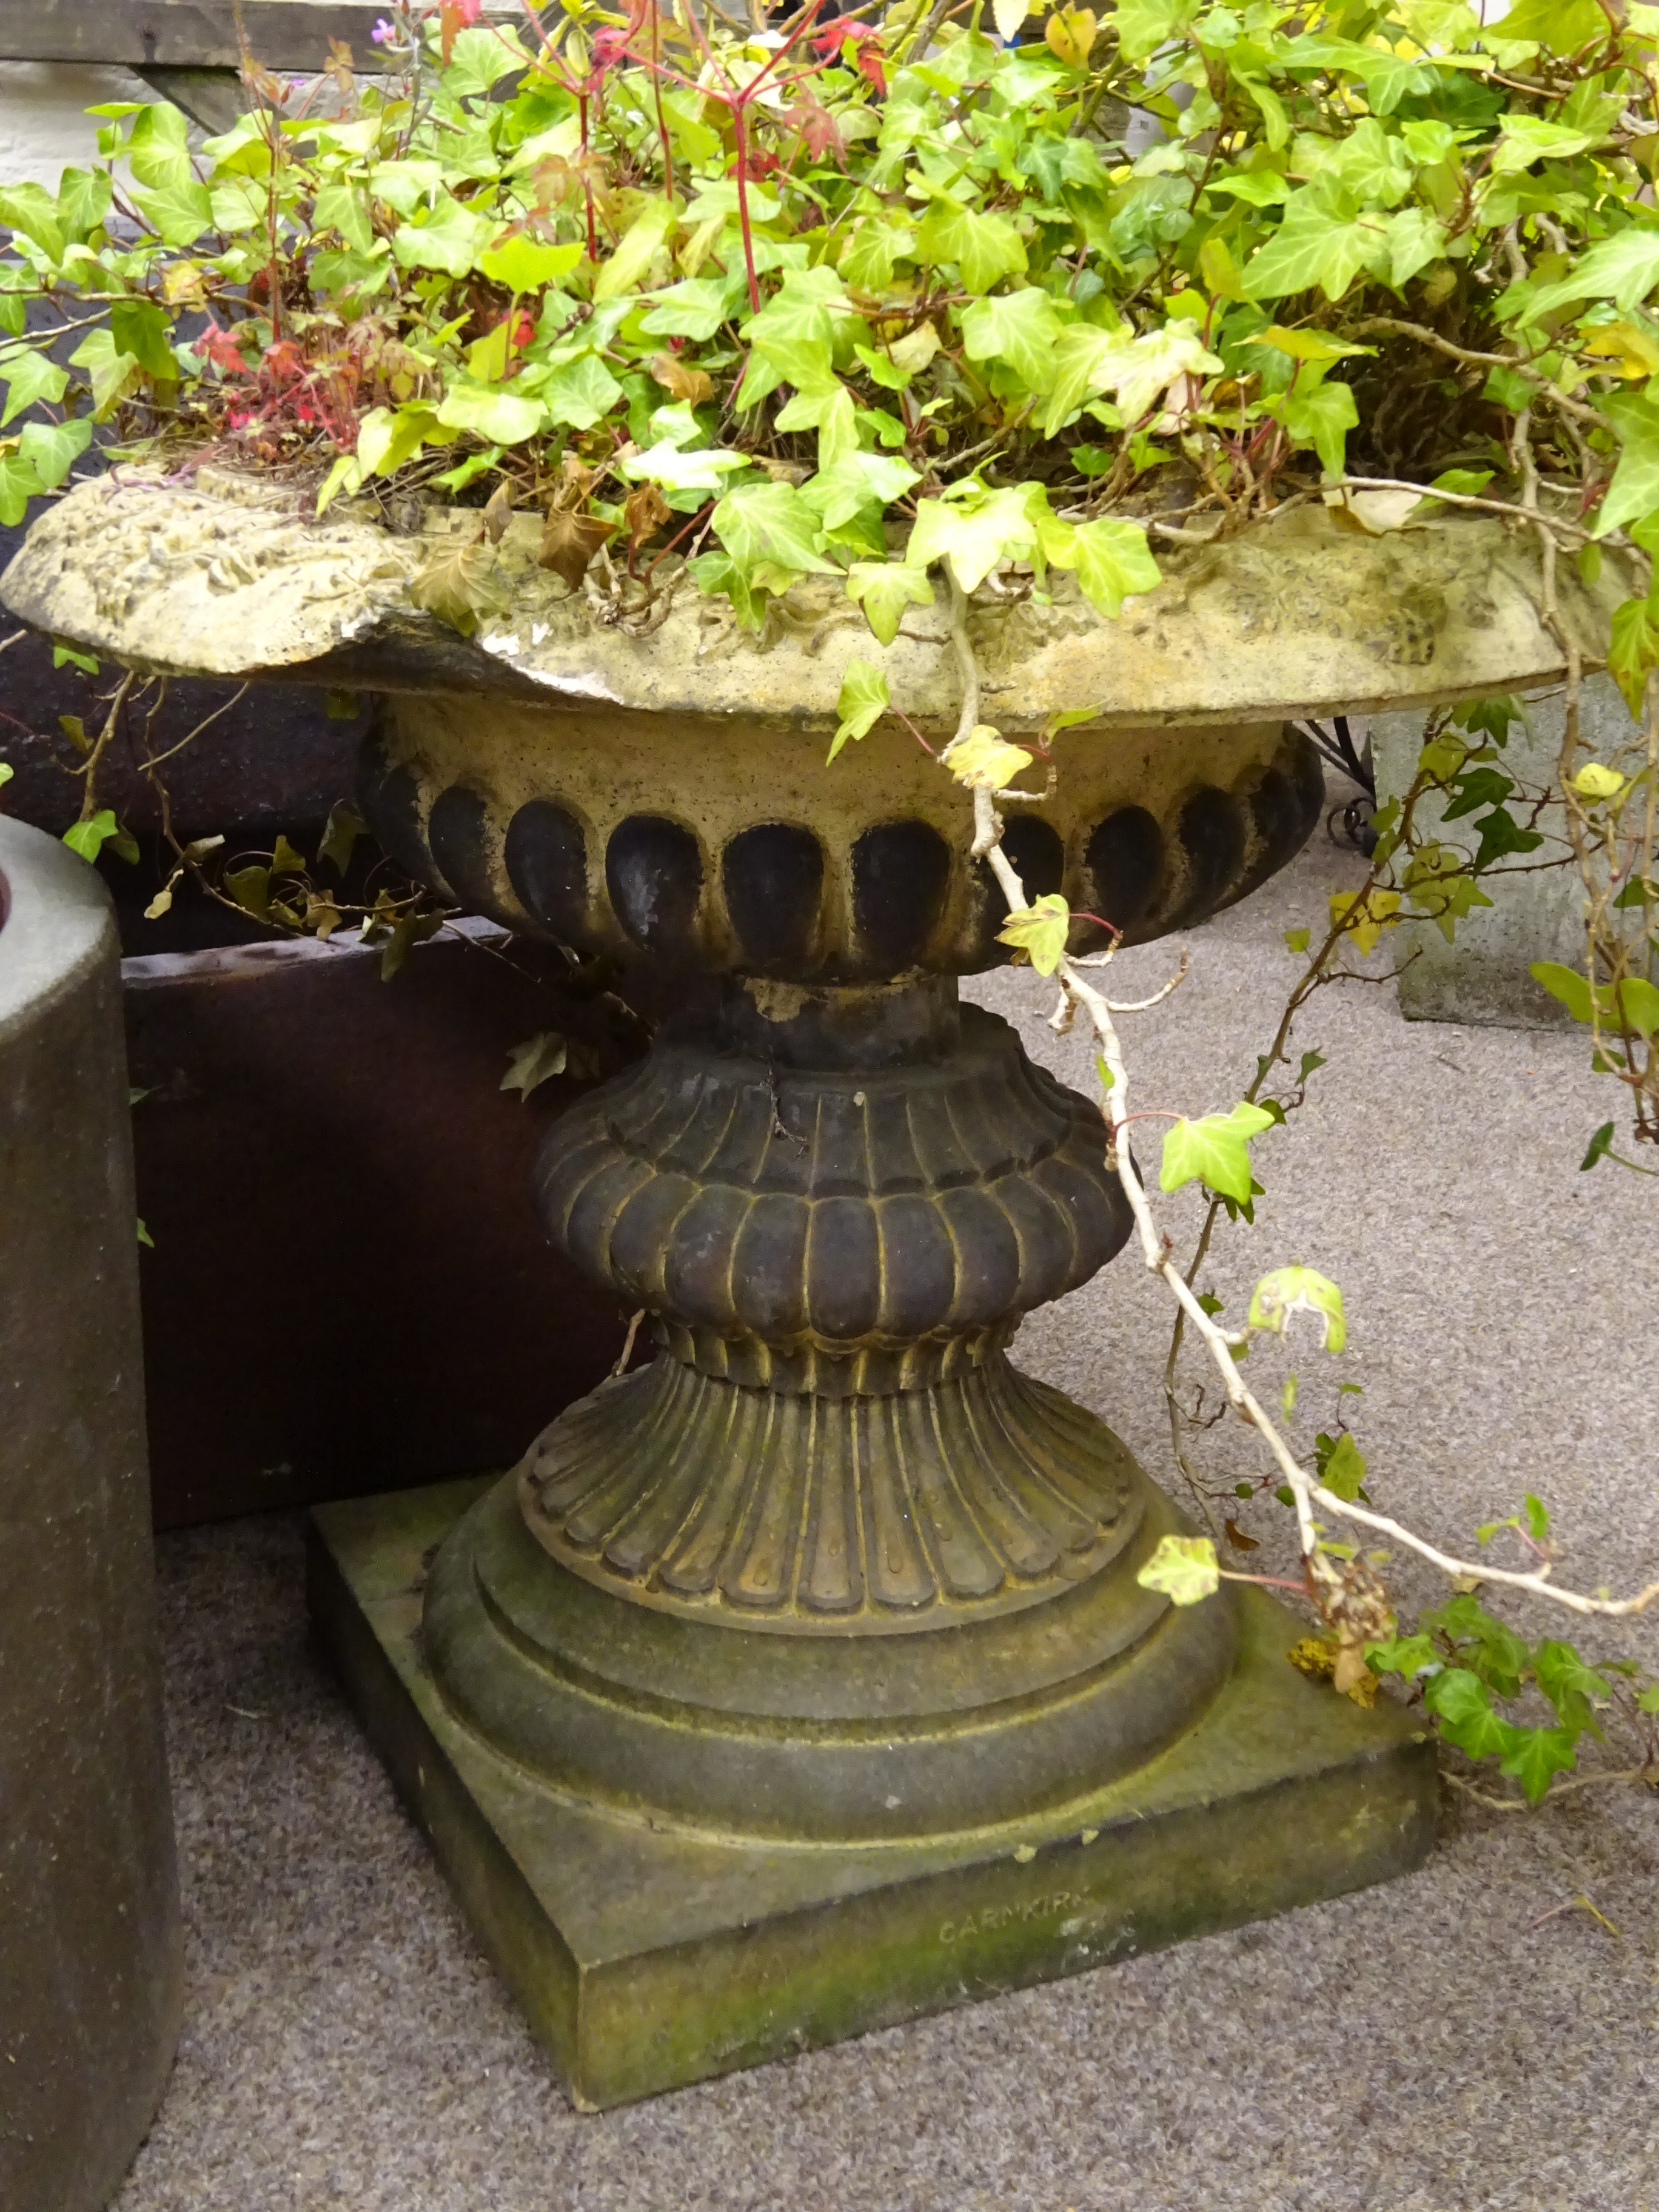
{"left": 2, "top": 475, "right": 1623, "bottom": 1857}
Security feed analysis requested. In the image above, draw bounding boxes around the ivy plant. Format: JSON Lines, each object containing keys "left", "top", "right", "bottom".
{"left": 1, "top": 0, "right": 1658, "bottom": 681}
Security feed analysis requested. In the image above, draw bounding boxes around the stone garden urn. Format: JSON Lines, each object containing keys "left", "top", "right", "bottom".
{"left": 2, "top": 471, "right": 1620, "bottom": 2107}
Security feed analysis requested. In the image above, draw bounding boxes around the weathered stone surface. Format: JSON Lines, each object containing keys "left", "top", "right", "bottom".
{"left": 310, "top": 1478, "right": 1436, "bottom": 2110}
{"left": 0, "top": 468, "right": 1631, "bottom": 732}
{"left": 0, "top": 819, "right": 181, "bottom": 2211}
{"left": 358, "top": 695, "right": 1322, "bottom": 974}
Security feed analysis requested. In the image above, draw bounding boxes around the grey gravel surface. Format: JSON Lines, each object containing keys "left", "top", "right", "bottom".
{"left": 116, "top": 818, "right": 1659, "bottom": 2212}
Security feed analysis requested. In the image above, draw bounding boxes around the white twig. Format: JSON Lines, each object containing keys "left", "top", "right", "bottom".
{"left": 940, "top": 568, "right": 1659, "bottom": 1624}
{"left": 610, "top": 1307, "right": 646, "bottom": 1378}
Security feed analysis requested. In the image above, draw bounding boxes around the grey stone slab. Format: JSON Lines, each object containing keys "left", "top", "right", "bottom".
{"left": 1372, "top": 674, "right": 1635, "bottom": 1030}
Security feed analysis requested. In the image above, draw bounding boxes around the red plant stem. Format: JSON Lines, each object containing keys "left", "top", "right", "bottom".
{"left": 1218, "top": 1571, "right": 1314, "bottom": 1595}
{"left": 645, "top": 498, "right": 714, "bottom": 578}
{"left": 578, "top": 92, "right": 598, "bottom": 262}
{"left": 651, "top": 5, "right": 674, "bottom": 201}
{"left": 729, "top": 107, "right": 761, "bottom": 315}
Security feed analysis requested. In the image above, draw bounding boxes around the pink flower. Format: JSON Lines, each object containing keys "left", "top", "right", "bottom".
{"left": 370, "top": 17, "right": 396, "bottom": 44}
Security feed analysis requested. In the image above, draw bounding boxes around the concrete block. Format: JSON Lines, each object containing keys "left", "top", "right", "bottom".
{"left": 0, "top": 819, "right": 182, "bottom": 2212}
{"left": 1370, "top": 674, "right": 1632, "bottom": 1030}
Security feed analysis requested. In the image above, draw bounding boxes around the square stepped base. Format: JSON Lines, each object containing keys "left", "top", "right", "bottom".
{"left": 309, "top": 1479, "right": 1436, "bottom": 2110}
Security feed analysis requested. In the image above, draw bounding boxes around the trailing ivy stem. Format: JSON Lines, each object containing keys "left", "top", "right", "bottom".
{"left": 76, "top": 671, "right": 136, "bottom": 825}
{"left": 943, "top": 571, "right": 1659, "bottom": 1624}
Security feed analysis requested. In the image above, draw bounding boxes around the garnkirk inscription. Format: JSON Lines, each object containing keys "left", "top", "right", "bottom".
{"left": 940, "top": 1888, "right": 1089, "bottom": 1946}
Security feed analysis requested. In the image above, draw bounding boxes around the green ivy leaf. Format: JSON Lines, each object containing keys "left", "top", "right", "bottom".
{"left": 0, "top": 181, "right": 66, "bottom": 261}
{"left": 67, "top": 328, "right": 144, "bottom": 420}
{"left": 501, "top": 1028, "right": 568, "bottom": 1098}
{"left": 1423, "top": 1666, "right": 1510, "bottom": 1759}
{"left": 960, "top": 285, "right": 1065, "bottom": 394}
{"left": 1368, "top": 1632, "right": 1440, "bottom": 1681}
{"left": 1498, "top": 1724, "right": 1580, "bottom": 1802}
{"left": 355, "top": 401, "right": 441, "bottom": 481}
{"left": 1316, "top": 1429, "right": 1368, "bottom": 1501}
{"left": 17, "top": 415, "right": 93, "bottom": 491}
{"left": 128, "top": 102, "right": 193, "bottom": 191}
{"left": 1160, "top": 1102, "right": 1278, "bottom": 1205}
{"left": 1134, "top": 1532, "right": 1220, "bottom": 1606}
{"left": 1469, "top": 806, "right": 1543, "bottom": 871}
{"left": 1616, "top": 977, "right": 1659, "bottom": 1037}
{"left": 844, "top": 560, "right": 934, "bottom": 646}
{"left": 1036, "top": 324, "right": 1123, "bottom": 438}
{"left": 1603, "top": 581, "right": 1657, "bottom": 710}
{"left": 310, "top": 181, "right": 374, "bottom": 255}
{"left": 390, "top": 193, "right": 490, "bottom": 278}
{"left": 914, "top": 200, "right": 1027, "bottom": 293}
{"left": 0, "top": 448, "right": 43, "bottom": 526}
{"left": 443, "top": 22, "right": 533, "bottom": 98}
{"left": 1530, "top": 960, "right": 1594, "bottom": 1022}
{"left": 642, "top": 274, "right": 745, "bottom": 342}
{"left": 1277, "top": 378, "right": 1358, "bottom": 480}
{"left": 1491, "top": 114, "right": 1602, "bottom": 175}
{"left": 537, "top": 353, "right": 625, "bottom": 432}
{"left": 1244, "top": 196, "right": 1382, "bottom": 301}
{"left": 317, "top": 801, "right": 366, "bottom": 875}
{"left": 1520, "top": 229, "right": 1659, "bottom": 326}
{"left": 1425, "top": 1595, "right": 1530, "bottom": 1699}
{"left": 477, "top": 233, "right": 581, "bottom": 293}
{"left": 829, "top": 658, "right": 890, "bottom": 762}
{"left": 997, "top": 891, "right": 1071, "bottom": 976}
{"left": 685, "top": 549, "right": 763, "bottom": 632}
{"left": 109, "top": 297, "right": 176, "bottom": 381}
{"left": 434, "top": 382, "right": 546, "bottom": 444}
{"left": 1248, "top": 1265, "right": 1348, "bottom": 1352}
{"left": 130, "top": 177, "right": 215, "bottom": 248}
{"left": 1593, "top": 389, "right": 1659, "bottom": 537}
{"left": 802, "top": 454, "right": 921, "bottom": 534}
{"left": 593, "top": 199, "right": 677, "bottom": 303}
{"left": 711, "top": 478, "right": 836, "bottom": 585}
{"left": 1057, "top": 515, "right": 1162, "bottom": 617}
{"left": 62, "top": 808, "right": 137, "bottom": 864}
{"left": 907, "top": 485, "right": 1041, "bottom": 594}
{"left": 1533, "top": 1641, "right": 1610, "bottom": 1736}
{"left": 0, "top": 345, "right": 69, "bottom": 426}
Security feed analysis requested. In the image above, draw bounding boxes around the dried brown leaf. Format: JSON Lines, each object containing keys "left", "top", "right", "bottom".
{"left": 649, "top": 352, "right": 715, "bottom": 407}
{"left": 538, "top": 508, "right": 616, "bottom": 592}
{"left": 408, "top": 534, "right": 503, "bottom": 635}
{"left": 481, "top": 478, "right": 514, "bottom": 544}
{"left": 560, "top": 451, "right": 597, "bottom": 499}
{"left": 623, "top": 481, "right": 671, "bottom": 551}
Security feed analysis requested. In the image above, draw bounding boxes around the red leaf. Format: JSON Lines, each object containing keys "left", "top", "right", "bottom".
{"left": 811, "top": 19, "right": 885, "bottom": 94}
{"left": 439, "top": 0, "right": 482, "bottom": 67}
{"left": 779, "top": 91, "right": 846, "bottom": 166}
{"left": 192, "top": 321, "right": 247, "bottom": 375}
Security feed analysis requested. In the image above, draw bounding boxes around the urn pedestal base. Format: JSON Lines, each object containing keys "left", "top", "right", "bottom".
{"left": 309, "top": 1478, "right": 1436, "bottom": 2111}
